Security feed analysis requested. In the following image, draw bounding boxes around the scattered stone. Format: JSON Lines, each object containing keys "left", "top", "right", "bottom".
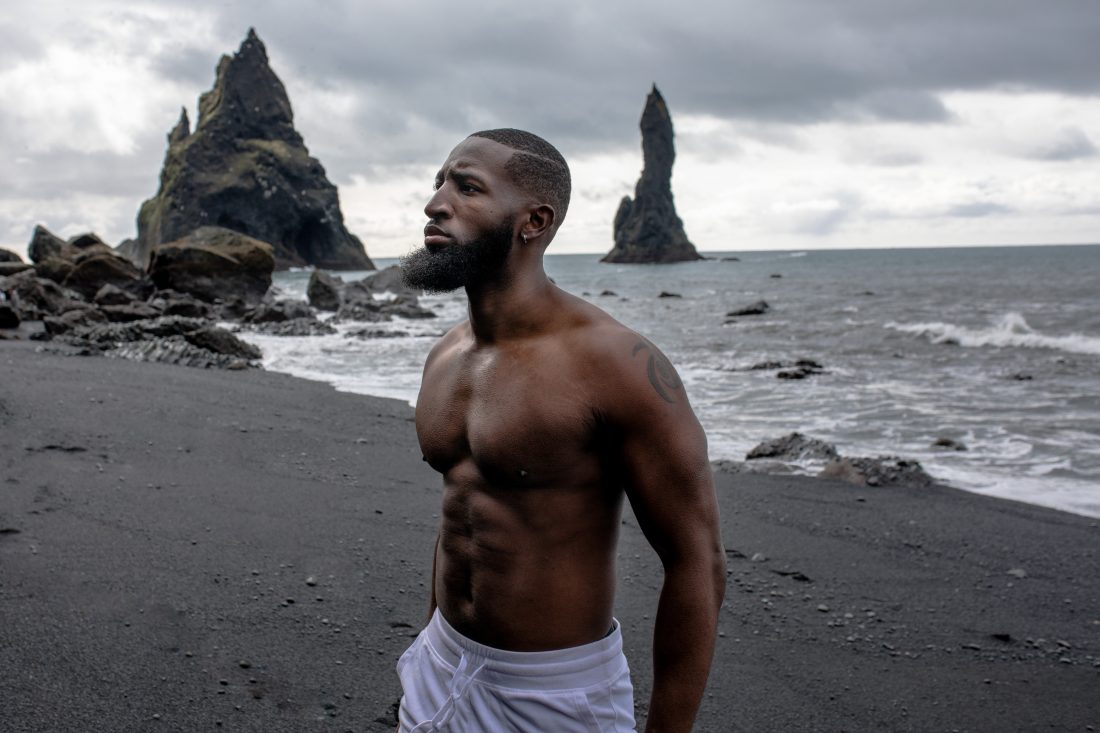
{"left": 0, "top": 262, "right": 32, "bottom": 277}
{"left": 183, "top": 326, "right": 263, "bottom": 360}
{"left": 658, "top": 291, "right": 682, "bottom": 298}
{"left": 726, "top": 300, "right": 769, "bottom": 317}
{"left": 356, "top": 265, "right": 420, "bottom": 297}
{"left": 602, "top": 85, "right": 702, "bottom": 264}
{"left": 1006, "top": 568, "right": 1028, "bottom": 579}
{"left": 100, "top": 302, "right": 164, "bottom": 323}
{"left": 770, "top": 273, "right": 782, "bottom": 279}
{"left": 345, "top": 328, "right": 410, "bottom": 339}
{"left": 307, "top": 270, "right": 344, "bottom": 311}
{"left": 27, "top": 224, "right": 65, "bottom": 263}
{"left": 62, "top": 248, "right": 150, "bottom": 300}
{"left": 777, "top": 360, "right": 826, "bottom": 380}
{"left": 819, "top": 456, "right": 935, "bottom": 489}
{"left": 149, "top": 291, "right": 216, "bottom": 320}
{"left": 932, "top": 437, "right": 968, "bottom": 451}
{"left": 243, "top": 299, "right": 312, "bottom": 324}
{"left": 599, "top": 290, "right": 618, "bottom": 297}
{"left": 246, "top": 318, "right": 336, "bottom": 337}
{"left": 148, "top": 226, "right": 275, "bottom": 304}
{"left": 746, "top": 432, "right": 839, "bottom": 462}
{"left": 94, "top": 284, "right": 137, "bottom": 307}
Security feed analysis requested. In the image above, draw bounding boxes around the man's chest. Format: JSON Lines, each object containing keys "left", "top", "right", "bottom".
{"left": 415, "top": 347, "right": 602, "bottom": 486}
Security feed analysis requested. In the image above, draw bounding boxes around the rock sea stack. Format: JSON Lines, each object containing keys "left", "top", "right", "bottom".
{"left": 602, "top": 85, "right": 702, "bottom": 264}
{"left": 133, "top": 29, "right": 373, "bottom": 271}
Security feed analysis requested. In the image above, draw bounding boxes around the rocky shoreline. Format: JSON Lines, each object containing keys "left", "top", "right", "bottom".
{"left": 0, "top": 224, "right": 434, "bottom": 370}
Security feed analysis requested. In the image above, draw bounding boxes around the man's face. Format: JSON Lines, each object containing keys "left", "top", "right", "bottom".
{"left": 400, "top": 137, "right": 525, "bottom": 293}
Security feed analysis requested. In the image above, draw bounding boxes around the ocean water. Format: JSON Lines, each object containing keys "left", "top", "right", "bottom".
{"left": 243, "top": 245, "right": 1100, "bottom": 519}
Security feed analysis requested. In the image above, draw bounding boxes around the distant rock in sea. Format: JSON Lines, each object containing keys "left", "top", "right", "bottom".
{"left": 133, "top": 29, "right": 373, "bottom": 272}
{"left": 602, "top": 85, "right": 702, "bottom": 264}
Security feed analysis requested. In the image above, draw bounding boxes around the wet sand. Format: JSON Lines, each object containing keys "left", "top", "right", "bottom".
{"left": 1, "top": 341, "right": 1097, "bottom": 732}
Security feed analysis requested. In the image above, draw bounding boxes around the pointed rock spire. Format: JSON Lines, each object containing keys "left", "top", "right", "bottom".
{"left": 168, "top": 107, "right": 190, "bottom": 145}
{"left": 135, "top": 29, "right": 372, "bottom": 271}
{"left": 602, "top": 85, "right": 701, "bottom": 264}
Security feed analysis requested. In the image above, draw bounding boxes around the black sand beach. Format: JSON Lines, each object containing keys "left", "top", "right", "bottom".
{"left": 2, "top": 342, "right": 1097, "bottom": 732}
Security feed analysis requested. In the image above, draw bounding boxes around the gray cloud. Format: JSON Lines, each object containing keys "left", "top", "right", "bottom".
{"left": 1026, "top": 127, "right": 1098, "bottom": 162}
{"left": 946, "top": 202, "right": 1015, "bottom": 218}
{"left": 2, "top": 1, "right": 1099, "bottom": 252}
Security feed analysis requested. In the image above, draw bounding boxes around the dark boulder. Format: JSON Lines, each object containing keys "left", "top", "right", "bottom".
{"left": 0, "top": 269, "right": 85, "bottom": 320}
{"left": 43, "top": 307, "right": 107, "bottom": 336}
{"left": 357, "top": 265, "right": 420, "bottom": 297}
{"left": 148, "top": 226, "right": 274, "bottom": 304}
{"left": 0, "top": 262, "right": 32, "bottom": 277}
{"left": 345, "top": 327, "right": 411, "bottom": 339}
{"left": 382, "top": 294, "right": 436, "bottom": 320}
{"left": 100, "top": 302, "right": 163, "bottom": 323}
{"left": 27, "top": 225, "right": 65, "bottom": 263}
{"left": 134, "top": 30, "right": 373, "bottom": 271}
{"left": 245, "top": 318, "right": 336, "bottom": 337}
{"left": 307, "top": 270, "right": 343, "bottom": 311}
{"left": 148, "top": 290, "right": 216, "bottom": 320}
{"left": 94, "top": 284, "right": 137, "bottom": 306}
{"left": 819, "top": 456, "right": 935, "bottom": 488}
{"left": 775, "top": 359, "right": 825, "bottom": 380}
{"left": 333, "top": 300, "right": 389, "bottom": 323}
{"left": 62, "top": 250, "right": 149, "bottom": 300}
{"left": 602, "top": 85, "right": 701, "bottom": 264}
{"left": 243, "top": 299, "right": 312, "bottom": 324}
{"left": 0, "top": 249, "right": 23, "bottom": 263}
{"left": 33, "top": 256, "right": 74, "bottom": 284}
{"left": 658, "top": 291, "right": 682, "bottom": 298}
{"left": 726, "top": 300, "right": 770, "bottom": 317}
{"left": 183, "top": 326, "right": 262, "bottom": 360}
{"left": 932, "top": 437, "right": 968, "bottom": 452}
{"left": 746, "top": 433, "right": 839, "bottom": 462}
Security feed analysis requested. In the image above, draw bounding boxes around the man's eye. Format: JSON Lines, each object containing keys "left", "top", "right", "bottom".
{"left": 460, "top": 183, "right": 478, "bottom": 193}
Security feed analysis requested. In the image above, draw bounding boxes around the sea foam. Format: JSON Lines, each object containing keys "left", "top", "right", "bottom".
{"left": 886, "top": 312, "right": 1100, "bottom": 356}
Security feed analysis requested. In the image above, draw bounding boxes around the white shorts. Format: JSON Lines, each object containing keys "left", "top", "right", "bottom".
{"left": 396, "top": 610, "right": 636, "bottom": 732}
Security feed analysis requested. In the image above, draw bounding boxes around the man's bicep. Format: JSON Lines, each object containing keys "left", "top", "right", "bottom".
{"left": 607, "top": 337, "right": 718, "bottom": 560}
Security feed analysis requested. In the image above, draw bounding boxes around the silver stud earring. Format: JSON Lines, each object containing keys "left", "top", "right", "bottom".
{"left": 521, "top": 233, "right": 528, "bottom": 244}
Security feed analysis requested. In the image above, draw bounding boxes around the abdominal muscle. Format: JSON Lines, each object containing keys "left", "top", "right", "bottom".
{"left": 434, "top": 468, "right": 623, "bottom": 652}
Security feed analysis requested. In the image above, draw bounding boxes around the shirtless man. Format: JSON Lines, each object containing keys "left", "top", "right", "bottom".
{"left": 397, "top": 129, "right": 725, "bottom": 732}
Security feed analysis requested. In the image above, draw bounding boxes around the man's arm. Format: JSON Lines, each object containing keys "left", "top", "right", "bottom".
{"left": 605, "top": 336, "right": 726, "bottom": 733}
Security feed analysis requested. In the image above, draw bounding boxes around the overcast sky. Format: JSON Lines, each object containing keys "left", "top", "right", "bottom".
{"left": 2, "top": 0, "right": 1098, "bottom": 259}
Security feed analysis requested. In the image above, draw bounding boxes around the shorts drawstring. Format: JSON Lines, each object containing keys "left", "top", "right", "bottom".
{"left": 408, "top": 652, "right": 488, "bottom": 732}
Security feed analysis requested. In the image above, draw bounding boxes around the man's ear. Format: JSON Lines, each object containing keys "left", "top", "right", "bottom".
{"left": 521, "top": 204, "right": 556, "bottom": 244}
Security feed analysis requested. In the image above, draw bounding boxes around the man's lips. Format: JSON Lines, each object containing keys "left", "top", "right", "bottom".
{"left": 423, "top": 225, "right": 451, "bottom": 247}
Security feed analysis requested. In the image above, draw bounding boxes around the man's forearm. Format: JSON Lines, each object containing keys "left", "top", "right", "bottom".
{"left": 645, "top": 553, "right": 726, "bottom": 732}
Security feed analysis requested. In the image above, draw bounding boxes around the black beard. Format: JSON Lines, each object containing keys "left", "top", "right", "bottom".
{"left": 400, "top": 218, "right": 515, "bottom": 294}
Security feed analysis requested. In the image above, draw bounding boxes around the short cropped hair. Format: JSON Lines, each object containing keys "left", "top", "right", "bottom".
{"left": 470, "top": 128, "right": 571, "bottom": 225}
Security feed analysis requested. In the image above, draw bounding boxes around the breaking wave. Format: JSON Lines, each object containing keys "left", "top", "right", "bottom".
{"left": 886, "top": 312, "right": 1100, "bottom": 356}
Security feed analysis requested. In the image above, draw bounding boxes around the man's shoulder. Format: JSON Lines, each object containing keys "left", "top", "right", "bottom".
{"left": 424, "top": 320, "right": 471, "bottom": 367}
{"left": 558, "top": 298, "right": 686, "bottom": 413}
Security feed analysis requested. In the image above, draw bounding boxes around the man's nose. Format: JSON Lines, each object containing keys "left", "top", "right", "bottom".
{"left": 424, "top": 187, "right": 451, "bottom": 220}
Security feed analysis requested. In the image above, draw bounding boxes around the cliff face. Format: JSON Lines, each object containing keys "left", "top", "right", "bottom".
{"left": 602, "top": 85, "right": 702, "bottom": 264}
{"left": 135, "top": 29, "right": 373, "bottom": 271}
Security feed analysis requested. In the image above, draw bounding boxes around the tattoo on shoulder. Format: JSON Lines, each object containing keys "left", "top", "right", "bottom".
{"left": 631, "top": 339, "right": 683, "bottom": 404}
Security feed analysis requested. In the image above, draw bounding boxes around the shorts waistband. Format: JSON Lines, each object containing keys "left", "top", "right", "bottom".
{"left": 422, "top": 610, "right": 628, "bottom": 691}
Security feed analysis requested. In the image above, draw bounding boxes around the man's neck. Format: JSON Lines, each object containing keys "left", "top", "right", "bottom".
{"left": 464, "top": 262, "right": 558, "bottom": 345}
